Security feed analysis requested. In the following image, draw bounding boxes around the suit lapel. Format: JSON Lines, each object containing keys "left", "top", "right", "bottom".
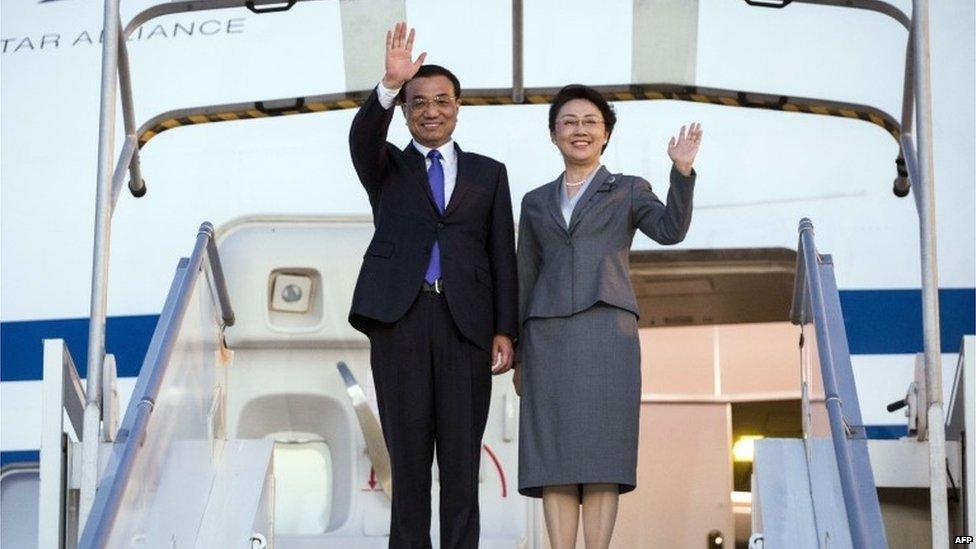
{"left": 444, "top": 143, "right": 471, "bottom": 217}
{"left": 568, "top": 166, "right": 614, "bottom": 233}
{"left": 403, "top": 141, "right": 439, "bottom": 216}
{"left": 546, "top": 176, "right": 569, "bottom": 234}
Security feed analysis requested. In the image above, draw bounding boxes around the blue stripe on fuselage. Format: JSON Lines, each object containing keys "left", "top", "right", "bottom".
{"left": 1, "top": 450, "right": 40, "bottom": 467}
{"left": 839, "top": 288, "right": 975, "bottom": 355}
{"left": 1, "top": 289, "right": 973, "bottom": 381}
{"left": 1, "top": 315, "right": 156, "bottom": 381}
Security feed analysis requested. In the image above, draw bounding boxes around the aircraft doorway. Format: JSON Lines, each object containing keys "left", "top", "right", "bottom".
{"left": 611, "top": 248, "right": 825, "bottom": 548}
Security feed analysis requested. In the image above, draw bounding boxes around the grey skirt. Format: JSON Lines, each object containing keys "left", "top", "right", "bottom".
{"left": 517, "top": 303, "right": 641, "bottom": 498}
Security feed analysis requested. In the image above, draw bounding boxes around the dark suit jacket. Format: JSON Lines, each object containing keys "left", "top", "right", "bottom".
{"left": 517, "top": 166, "right": 695, "bottom": 326}
{"left": 348, "top": 89, "right": 518, "bottom": 351}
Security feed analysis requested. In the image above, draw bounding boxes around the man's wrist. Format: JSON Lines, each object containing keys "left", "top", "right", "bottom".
{"left": 381, "top": 77, "right": 404, "bottom": 91}
{"left": 673, "top": 162, "right": 693, "bottom": 177}
{"left": 376, "top": 80, "right": 401, "bottom": 110}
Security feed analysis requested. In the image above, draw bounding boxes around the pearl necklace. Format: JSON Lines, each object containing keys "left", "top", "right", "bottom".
{"left": 564, "top": 177, "right": 587, "bottom": 187}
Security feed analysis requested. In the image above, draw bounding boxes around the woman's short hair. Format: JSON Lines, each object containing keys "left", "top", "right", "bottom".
{"left": 397, "top": 64, "right": 462, "bottom": 103}
{"left": 548, "top": 84, "right": 617, "bottom": 152}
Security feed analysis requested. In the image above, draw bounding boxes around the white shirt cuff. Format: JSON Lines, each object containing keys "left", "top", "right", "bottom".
{"left": 376, "top": 82, "right": 400, "bottom": 110}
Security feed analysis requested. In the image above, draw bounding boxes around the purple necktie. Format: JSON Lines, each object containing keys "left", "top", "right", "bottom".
{"left": 424, "top": 149, "right": 445, "bottom": 284}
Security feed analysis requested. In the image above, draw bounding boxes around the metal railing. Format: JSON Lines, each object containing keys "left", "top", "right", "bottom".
{"left": 80, "top": 0, "right": 309, "bottom": 523}
{"left": 790, "top": 218, "right": 888, "bottom": 549}
{"left": 78, "top": 223, "right": 234, "bottom": 549}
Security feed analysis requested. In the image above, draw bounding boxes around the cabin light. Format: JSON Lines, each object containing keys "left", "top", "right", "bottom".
{"left": 271, "top": 273, "right": 312, "bottom": 313}
{"left": 732, "top": 435, "right": 764, "bottom": 463}
{"left": 281, "top": 283, "right": 303, "bottom": 303}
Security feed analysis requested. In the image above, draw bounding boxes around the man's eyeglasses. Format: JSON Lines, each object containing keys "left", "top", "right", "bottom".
{"left": 558, "top": 117, "right": 605, "bottom": 131}
{"left": 408, "top": 95, "right": 458, "bottom": 112}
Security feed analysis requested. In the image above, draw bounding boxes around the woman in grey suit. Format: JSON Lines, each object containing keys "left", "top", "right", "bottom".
{"left": 514, "top": 84, "right": 702, "bottom": 548}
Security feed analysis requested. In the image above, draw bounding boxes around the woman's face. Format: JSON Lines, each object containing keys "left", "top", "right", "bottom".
{"left": 551, "top": 98, "right": 610, "bottom": 166}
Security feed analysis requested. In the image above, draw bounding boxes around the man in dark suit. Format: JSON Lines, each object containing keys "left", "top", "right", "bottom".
{"left": 347, "top": 22, "right": 518, "bottom": 549}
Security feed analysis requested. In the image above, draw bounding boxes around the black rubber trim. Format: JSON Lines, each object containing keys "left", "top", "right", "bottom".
{"left": 745, "top": 0, "right": 794, "bottom": 7}
{"left": 245, "top": 0, "right": 297, "bottom": 14}
{"left": 255, "top": 98, "right": 305, "bottom": 115}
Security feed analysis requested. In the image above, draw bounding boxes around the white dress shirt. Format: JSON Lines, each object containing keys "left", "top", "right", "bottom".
{"left": 376, "top": 82, "right": 458, "bottom": 207}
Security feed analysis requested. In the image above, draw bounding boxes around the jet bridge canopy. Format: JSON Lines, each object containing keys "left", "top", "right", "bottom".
{"left": 123, "top": 0, "right": 914, "bottom": 195}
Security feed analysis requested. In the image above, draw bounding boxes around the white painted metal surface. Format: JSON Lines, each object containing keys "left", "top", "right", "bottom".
{"left": 168, "top": 439, "right": 274, "bottom": 547}
{"left": 753, "top": 438, "right": 854, "bottom": 549}
{"left": 631, "top": 0, "right": 698, "bottom": 85}
{"left": 339, "top": 0, "right": 405, "bottom": 91}
{"left": 947, "top": 335, "right": 975, "bottom": 536}
{"left": 867, "top": 439, "right": 961, "bottom": 489}
{"left": 39, "top": 340, "right": 85, "bottom": 549}
{"left": 964, "top": 336, "right": 975, "bottom": 536}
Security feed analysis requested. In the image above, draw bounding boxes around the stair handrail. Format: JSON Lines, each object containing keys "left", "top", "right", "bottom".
{"left": 78, "top": 222, "right": 234, "bottom": 549}
{"left": 789, "top": 217, "right": 888, "bottom": 549}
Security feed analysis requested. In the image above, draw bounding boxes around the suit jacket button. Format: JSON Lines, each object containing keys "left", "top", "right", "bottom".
{"left": 565, "top": 239, "right": 571, "bottom": 246}
{"left": 437, "top": 222, "right": 445, "bottom": 229}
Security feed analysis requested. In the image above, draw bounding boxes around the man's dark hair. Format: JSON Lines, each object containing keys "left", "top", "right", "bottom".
{"left": 548, "top": 84, "right": 617, "bottom": 152}
{"left": 397, "top": 64, "right": 462, "bottom": 103}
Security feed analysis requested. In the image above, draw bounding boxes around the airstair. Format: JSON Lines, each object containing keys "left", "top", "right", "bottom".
{"left": 750, "top": 219, "right": 971, "bottom": 548}
{"left": 42, "top": 218, "right": 522, "bottom": 548}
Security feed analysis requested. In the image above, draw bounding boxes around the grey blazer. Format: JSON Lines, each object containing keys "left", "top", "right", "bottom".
{"left": 517, "top": 165, "right": 695, "bottom": 327}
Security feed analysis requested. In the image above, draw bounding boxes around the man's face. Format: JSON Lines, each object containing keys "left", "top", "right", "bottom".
{"left": 402, "top": 75, "right": 460, "bottom": 149}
